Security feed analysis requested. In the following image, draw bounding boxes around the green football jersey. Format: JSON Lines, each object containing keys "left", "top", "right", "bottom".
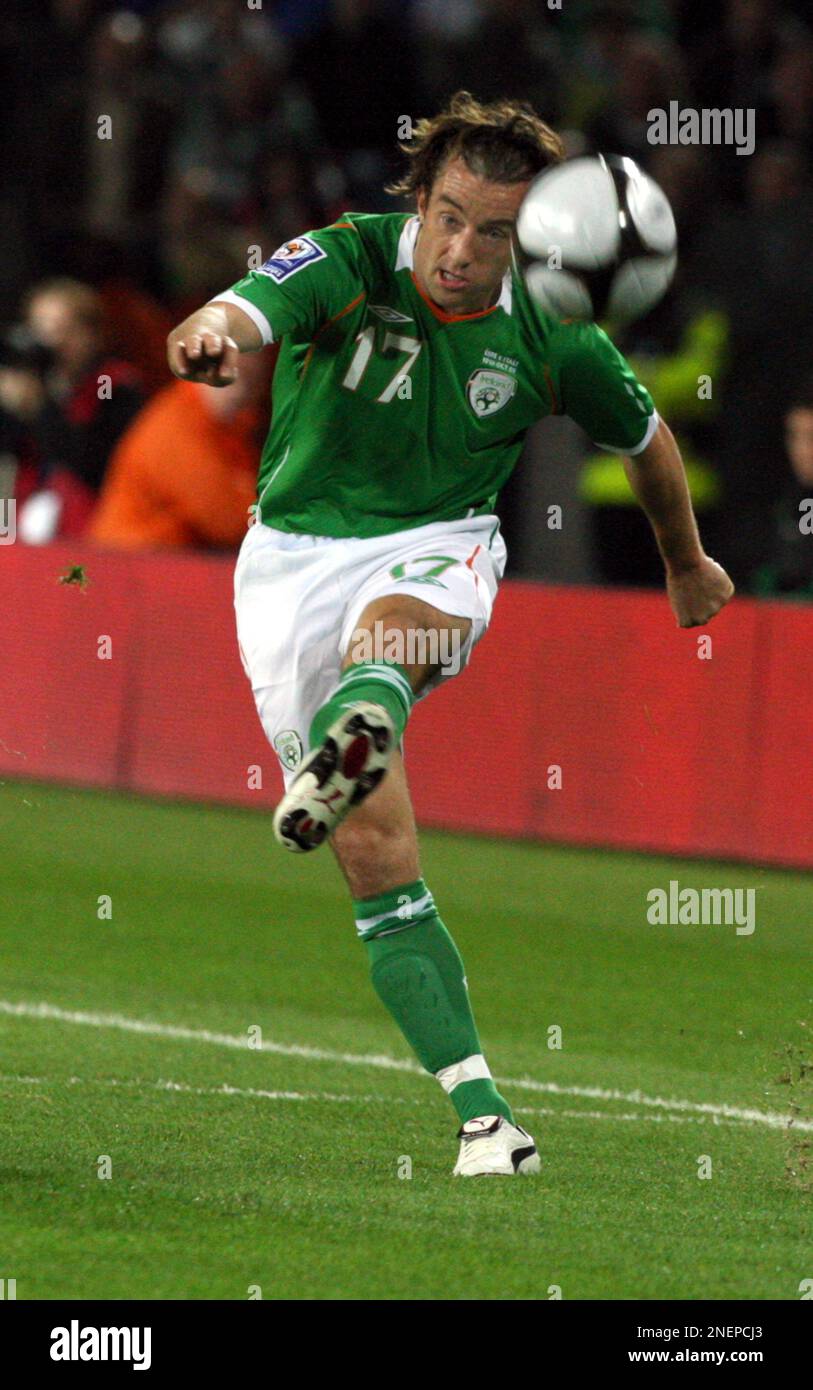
{"left": 215, "top": 212, "right": 657, "bottom": 539}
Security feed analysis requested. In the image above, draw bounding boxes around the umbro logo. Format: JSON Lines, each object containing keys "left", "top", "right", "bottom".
{"left": 368, "top": 304, "right": 414, "bottom": 324}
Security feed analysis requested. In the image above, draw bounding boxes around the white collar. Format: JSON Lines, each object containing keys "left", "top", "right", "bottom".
{"left": 395, "top": 215, "right": 513, "bottom": 315}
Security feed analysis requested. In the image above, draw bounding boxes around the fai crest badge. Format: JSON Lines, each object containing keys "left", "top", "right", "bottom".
{"left": 467, "top": 368, "right": 516, "bottom": 418}
{"left": 273, "top": 729, "right": 303, "bottom": 772}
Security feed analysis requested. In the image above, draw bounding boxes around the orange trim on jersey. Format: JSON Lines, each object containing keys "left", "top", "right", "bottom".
{"left": 465, "top": 544, "right": 482, "bottom": 569}
{"left": 543, "top": 364, "right": 559, "bottom": 415}
{"left": 301, "top": 291, "right": 366, "bottom": 377}
{"left": 328, "top": 221, "right": 356, "bottom": 230}
{"left": 410, "top": 272, "right": 501, "bottom": 324}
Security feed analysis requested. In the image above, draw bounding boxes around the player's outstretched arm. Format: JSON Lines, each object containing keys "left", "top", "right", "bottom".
{"left": 166, "top": 301, "right": 262, "bottom": 386}
{"left": 623, "top": 417, "right": 735, "bottom": 628}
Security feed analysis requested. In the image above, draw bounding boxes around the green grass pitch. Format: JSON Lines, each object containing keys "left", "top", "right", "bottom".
{"left": 0, "top": 779, "right": 810, "bottom": 1301}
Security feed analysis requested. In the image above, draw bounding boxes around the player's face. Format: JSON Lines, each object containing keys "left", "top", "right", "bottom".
{"left": 414, "top": 157, "right": 530, "bottom": 315}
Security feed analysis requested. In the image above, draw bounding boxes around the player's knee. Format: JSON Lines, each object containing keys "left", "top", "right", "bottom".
{"left": 346, "top": 599, "right": 471, "bottom": 666}
{"left": 344, "top": 606, "right": 417, "bottom": 668}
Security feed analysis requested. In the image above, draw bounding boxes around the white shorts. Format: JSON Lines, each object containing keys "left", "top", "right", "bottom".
{"left": 233, "top": 512, "right": 507, "bottom": 786}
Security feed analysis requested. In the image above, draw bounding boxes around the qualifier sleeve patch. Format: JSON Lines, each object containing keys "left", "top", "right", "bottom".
{"left": 258, "top": 235, "right": 327, "bottom": 282}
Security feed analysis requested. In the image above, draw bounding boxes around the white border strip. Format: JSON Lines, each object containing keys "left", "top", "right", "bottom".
{"left": 594, "top": 408, "right": 660, "bottom": 456}
{"left": 207, "top": 290, "right": 274, "bottom": 346}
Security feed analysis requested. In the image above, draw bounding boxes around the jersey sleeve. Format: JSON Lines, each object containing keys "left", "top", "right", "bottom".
{"left": 552, "top": 320, "right": 659, "bottom": 454}
{"left": 209, "top": 221, "right": 366, "bottom": 345}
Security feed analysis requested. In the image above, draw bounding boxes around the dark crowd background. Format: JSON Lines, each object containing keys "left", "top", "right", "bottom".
{"left": 3, "top": 0, "right": 813, "bottom": 594}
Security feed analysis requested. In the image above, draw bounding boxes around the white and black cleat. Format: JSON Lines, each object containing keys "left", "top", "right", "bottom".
{"left": 453, "top": 1115, "right": 541, "bottom": 1177}
{"left": 272, "top": 701, "right": 395, "bottom": 853}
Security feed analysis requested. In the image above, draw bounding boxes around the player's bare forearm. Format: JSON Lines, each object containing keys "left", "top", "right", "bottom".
{"left": 624, "top": 418, "right": 734, "bottom": 627}
{"left": 166, "top": 300, "right": 262, "bottom": 386}
{"left": 624, "top": 418, "right": 701, "bottom": 569}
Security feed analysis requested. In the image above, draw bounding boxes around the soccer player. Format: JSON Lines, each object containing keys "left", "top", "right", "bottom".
{"left": 167, "top": 93, "right": 734, "bottom": 1177}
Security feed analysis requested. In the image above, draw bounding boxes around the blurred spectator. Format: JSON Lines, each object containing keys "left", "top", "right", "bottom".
{"left": 255, "top": 149, "right": 326, "bottom": 249}
{"left": 3, "top": 0, "right": 813, "bottom": 583}
{"left": 691, "top": 0, "right": 782, "bottom": 113}
{"left": 751, "top": 386, "right": 813, "bottom": 596}
{"left": 16, "top": 6, "right": 175, "bottom": 285}
{"left": 81, "top": 12, "right": 175, "bottom": 258}
{"left": 98, "top": 277, "right": 177, "bottom": 398}
{"left": 763, "top": 36, "right": 813, "bottom": 157}
{"left": 688, "top": 0, "right": 813, "bottom": 199}
{"left": 155, "top": 0, "right": 313, "bottom": 306}
{"left": 560, "top": 0, "right": 671, "bottom": 141}
{"left": 1, "top": 278, "right": 143, "bottom": 542}
{"left": 161, "top": 171, "right": 260, "bottom": 310}
{"left": 155, "top": 0, "right": 285, "bottom": 80}
{"left": 692, "top": 139, "right": 813, "bottom": 583}
{"left": 0, "top": 325, "right": 45, "bottom": 509}
{"left": 294, "top": 1, "right": 415, "bottom": 154}
{"left": 163, "top": 20, "right": 317, "bottom": 224}
{"left": 410, "top": 0, "right": 563, "bottom": 119}
{"left": 690, "top": 0, "right": 808, "bottom": 115}
{"left": 89, "top": 350, "right": 271, "bottom": 550}
{"left": 26, "top": 232, "right": 181, "bottom": 394}
{"left": 585, "top": 30, "right": 692, "bottom": 166}
{"left": 160, "top": 148, "right": 327, "bottom": 313}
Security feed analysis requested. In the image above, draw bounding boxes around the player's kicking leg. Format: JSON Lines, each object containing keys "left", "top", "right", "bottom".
{"left": 272, "top": 593, "right": 427, "bottom": 853}
{"left": 274, "top": 594, "right": 540, "bottom": 1177}
{"left": 271, "top": 698, "right": 396, "bottom": 852}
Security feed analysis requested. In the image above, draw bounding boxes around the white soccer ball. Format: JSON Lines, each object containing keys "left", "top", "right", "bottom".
{"left": 516, "top": 154, "right": 677, "bottom": 325}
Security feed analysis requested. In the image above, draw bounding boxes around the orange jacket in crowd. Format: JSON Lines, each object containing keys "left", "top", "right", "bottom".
{"left": 90, "top": 378, "right": 264, "bottom": 550}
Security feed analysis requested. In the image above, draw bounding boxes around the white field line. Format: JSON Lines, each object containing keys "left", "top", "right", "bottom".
{"left": 1, "top": 998, "right": 810, "bottom": 1134}
{"left": 0, "top": 1073, "right": 768, "bottom": 1129}
{"left": 0, "top": 1074, "right": 398, "bottom": 1107}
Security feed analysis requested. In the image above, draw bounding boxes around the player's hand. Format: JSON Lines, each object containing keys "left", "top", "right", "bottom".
{"left": 167, "top": 331, "right": 240, "bottom": 387}
{"left": 666, "top": 555, "right": 735, "bottom": 628}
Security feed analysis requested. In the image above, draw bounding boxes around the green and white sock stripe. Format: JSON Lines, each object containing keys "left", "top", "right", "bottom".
{"left": 339, "top": 662, "right": 414, "bottom": 721}
{"left": 435, "top": 1053, "right": 493, "bottom": 1094}
{"left": 354, "top": 877, "right": 437, "bottom": 940}
{"left": 308, "top": 658, "right": 414, "bottom": 754}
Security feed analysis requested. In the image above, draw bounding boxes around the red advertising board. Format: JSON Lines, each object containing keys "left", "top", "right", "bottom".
{"left": 2, "top": 542, "right": 810, "bottom": 868}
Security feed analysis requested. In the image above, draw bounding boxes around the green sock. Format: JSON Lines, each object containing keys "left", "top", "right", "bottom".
{"left": 355, "top": 878, "right": 514, "bottom": 1127}
{"left": 308, "top": 660, "right": 414, "bottom": 751}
